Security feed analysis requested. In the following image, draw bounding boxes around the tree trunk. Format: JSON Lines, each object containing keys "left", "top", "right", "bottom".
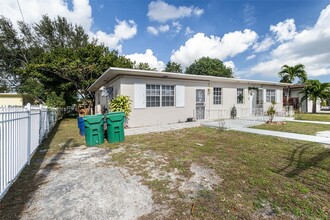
{"left": 312, "top": 100, "right": 317, "bottom": 113}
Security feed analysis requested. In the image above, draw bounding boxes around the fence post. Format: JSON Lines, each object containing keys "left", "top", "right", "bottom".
{"left": 26, "top": 103, "right": 31, "bottom": 165}
{"left": 39, "top": 104, "right": 43, "bottom": 143}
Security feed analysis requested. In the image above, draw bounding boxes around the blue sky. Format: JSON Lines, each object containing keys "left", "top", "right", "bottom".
{"left": 1, "top": 0, "right": 330, "bottom": 82}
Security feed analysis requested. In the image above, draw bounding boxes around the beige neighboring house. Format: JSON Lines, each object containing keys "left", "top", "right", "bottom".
{"left": 283, "top": 84, "right": 321, "bottom": 113}
{"left": 0, "top": 93, "right": 24, "bottom": 106}
{"left": 89, "top": 68, "right": 290, "bottom": 127}
{"left": 0, "top": 93, "right": 38, "bottom": 106}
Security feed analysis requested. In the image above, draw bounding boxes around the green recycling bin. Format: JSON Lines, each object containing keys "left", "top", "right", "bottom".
{"left": 106, "top": 112, "right": 125, "bottom": 143}
{"left": 83, "top": 114, "right": 105, "bottom": 146}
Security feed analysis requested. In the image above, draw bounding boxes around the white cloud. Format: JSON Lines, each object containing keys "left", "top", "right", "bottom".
{"left": 172, "top": 21, "right": 182, "bottom": 33}
{"left": 0, "top": 0, "right": 137, "bottom": 52}
{"left": 159, "top": 24, "right": 169, "bottom": 32}
{"left": 92, "top": 19, "right": 137, "bottom": 52}
{"left": 252, "top": 4, "right": 330, "bottom": 77}
{"left": 171, "top": 30, "right": 258, "bottom": 67}
{"left": 270, "top": 18, "right": 297, "bottom": 42}
{"left": 0, "top": 0, "right": 92, "bottom": 31}
{"left": 147, "top": 0, "right": 203, "bottom": 22}
{"left": 147, "top": 26, "right": 159, "bottom": 35}
{"left": 185, "top": 27, "right": 194, "bottom": 35}
{"left": 246, "top": 54, "right": 256, "bottom": 60}
{"left": 125, "top": 49, "right": 165, "bottom": 71}
{"left": 224, "top": 61, "right": 236, "bottom": 72}
{"left": 252, "top": 36, "right": 274, "bottom": 52}
{"left": 243, "top": 4, "right": 256, "bottom": 26}
{"left": 147, "top": 24, "right": 169, "bottom": 35}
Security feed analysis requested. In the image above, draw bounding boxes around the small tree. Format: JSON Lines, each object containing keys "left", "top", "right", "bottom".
{"left": 267, "top": 102, "right": 276, "bottom": 123}
{"left": 108, "top": 95, "right": 132, "bottom": 117}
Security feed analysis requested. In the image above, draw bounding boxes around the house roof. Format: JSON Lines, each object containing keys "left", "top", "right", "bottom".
{"left": 88, "top": 67, "right": 292, "bottom": 92}
{"left": 0, "top": 93, "right": 23, "bottom": 97}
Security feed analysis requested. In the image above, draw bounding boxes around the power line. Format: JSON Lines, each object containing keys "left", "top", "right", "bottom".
{"left": 16, "top": 0, "right": 25, "bottom": 22}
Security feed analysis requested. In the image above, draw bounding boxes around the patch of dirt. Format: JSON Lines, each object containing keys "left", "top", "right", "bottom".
{"left": 265, "top": 121, "right": 287, "bottom": 125}
{"left": 254, "top": 201, "right": 277, "bottom": 219}
{"left": 110, "top": 146, "right": 222, "bottom": 217}
{"left": 179, "top": 163, "right": 222, "bottom": 201}
{"left": 20, "top": 146, "right": 154, "bottom": 220}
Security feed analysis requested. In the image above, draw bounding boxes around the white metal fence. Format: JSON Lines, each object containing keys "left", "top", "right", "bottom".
{"left": 194, "top": 107, "right": 294, "bottom": 122}
{"left": 0, "top": 104, "right": 62, "bottom": 200}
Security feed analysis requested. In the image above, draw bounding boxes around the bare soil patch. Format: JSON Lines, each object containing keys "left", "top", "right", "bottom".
{"left": 20, "top": 146, "right": 153, "bottom": 220}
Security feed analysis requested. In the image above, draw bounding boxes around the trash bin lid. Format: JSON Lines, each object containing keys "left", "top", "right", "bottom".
{"left": 83, "top": 114, "right": 104, "bottom": 124}
{"left": 106, "top": 112, "right": 125, "bottom": 122}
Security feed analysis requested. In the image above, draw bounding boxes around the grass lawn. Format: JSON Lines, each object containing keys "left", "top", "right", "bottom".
{"left": 1, "top": 118, "right": 329, "bottom": 219}
{"left": 252, "top": 121, "right": 330, "bottom": 135}
{"left": 295, "top": 113, "right": 330, "bottom": 122}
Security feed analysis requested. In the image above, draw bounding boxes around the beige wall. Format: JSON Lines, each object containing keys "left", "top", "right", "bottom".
{"left": 95, "top": 78, "right": 121, "bottom": 114}
{"left": 95, "top": 76, "right": 284, "bottom": 127}
{"left": 0, "top": 94, "right": 23, "bottom": 106}
{"left": 120, "top": 76, "right": 207, "bottom": 127}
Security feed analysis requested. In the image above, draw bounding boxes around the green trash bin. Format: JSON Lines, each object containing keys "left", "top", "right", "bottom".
{"left": 106, "top": 112, "right": 125, "bottom": 143}
{"left": 83, "top": 114, "right": 105, "bottom": 146}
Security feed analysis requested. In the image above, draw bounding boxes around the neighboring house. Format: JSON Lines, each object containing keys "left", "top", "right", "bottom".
{"left": 88, "top": 68, "right": 290, "bottom": 127}
{"left": 0, "top": 93, "right": 38, "bottom": 106}
{"left": 283, "top": 85, "right": 321, "bottom": 113}
{"left": 0, "top": 93, "right": 24, "bottom": 106}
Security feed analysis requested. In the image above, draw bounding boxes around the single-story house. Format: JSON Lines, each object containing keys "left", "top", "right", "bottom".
{"left": 88, "top": 67, "right": 290, "bottom": 127}
{"left": 283, "top": 84, "right": 321, "bottom": 113}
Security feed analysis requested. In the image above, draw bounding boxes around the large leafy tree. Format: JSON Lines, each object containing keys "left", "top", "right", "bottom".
{"left": 185, "top": 57, "right": 233, "bottom": 78}
{"left": 0, "top": 15, "right": 134, "bottom": 107}
{"left": 134, "top": 62, "right": 157, "bottom": 71}
{"left": 164, "top": 61, "right": 182, "bottom": 73}
{"left": 278, "top": 64, "right": 307, "bottom": 84}
{"left": 300, "top": 80, "right": 330, "bottom": 113}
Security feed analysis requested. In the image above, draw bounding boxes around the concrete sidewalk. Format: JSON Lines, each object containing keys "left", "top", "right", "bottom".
{"left": 203, "top": 119, "right": 330, "bottom": 145}
{"left": 291, "top": 119, "right": 330, "bottom": 125}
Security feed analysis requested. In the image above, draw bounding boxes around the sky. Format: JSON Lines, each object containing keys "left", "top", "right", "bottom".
{"left": 1, "top": 0, "right": 330, "bottom": 82}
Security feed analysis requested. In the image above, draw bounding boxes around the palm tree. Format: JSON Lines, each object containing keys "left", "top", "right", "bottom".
{"left": 300, "top": 80, "right": 330, "bottom": 113}
{"left": 278, "top": 64, "right": 307, "bottom": 84}
{"left": 279, "top": 64, "right": 307, "bottom": 107}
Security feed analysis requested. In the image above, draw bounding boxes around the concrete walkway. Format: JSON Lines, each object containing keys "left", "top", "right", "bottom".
{"left": 203, "top": 119, "right": 330, "bottom": 145}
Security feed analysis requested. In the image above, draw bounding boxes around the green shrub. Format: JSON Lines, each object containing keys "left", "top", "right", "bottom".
{"left": 108, "top": 95, "right": 132, "bottom": 117}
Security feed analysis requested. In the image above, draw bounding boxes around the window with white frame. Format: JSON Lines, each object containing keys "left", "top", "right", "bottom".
{"left": 146, "top": 85, "right": 160, "bottom": 107}
{"left": 213, "top": 87, "right": 222, "bottom": 104}
{"left": 161, "top": 85, "right": 174, "bottom": 106}
{"left": 266, "top": 89, "right": 276, "bottom": 103}
{"left": 146, "top": 84, "right": 175, "bottom": 107}
{"left": 237, "top": 88, "right": 244, "bottom": 104}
